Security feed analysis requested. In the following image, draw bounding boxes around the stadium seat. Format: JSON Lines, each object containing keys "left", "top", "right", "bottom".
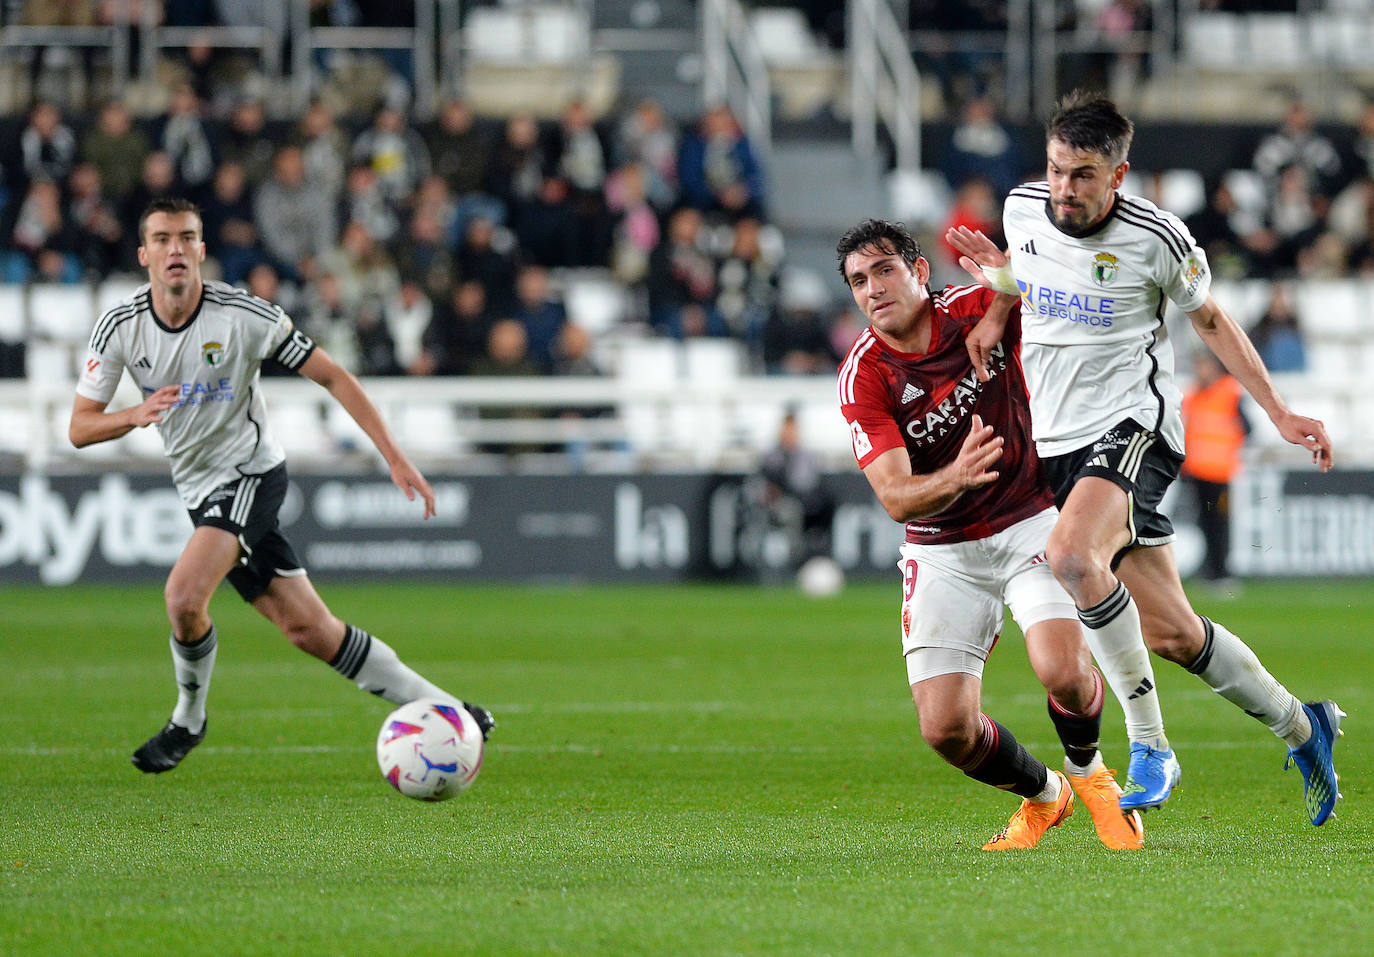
{"left": 466, "top": 8, "right": 527, "bottom": 63}
{"left": 394, "top": 402, "right": 469, "bottom": 457}
{"left": 1246, "top": 15, "right": 1304, "bottom": 70}
{"left": 0, "top": 285, "right": 26, "bottom": 345}
{"left": 564, "top": 274, "right": 628, "bottom": 335}
{"left": 1185, "top": 13, "right": 1245, "bottom": 70}
{"left": 683, "top": 339, "right": 745, "bottom": 384}
{"left": 887, "top": 169, "right": 953, "bottom": 229}
{"left": 268, "top": 398, "right": 333, "bottom": 456}
{"left": 1159, "top": 170, "right": 1207, "bottom": 220}
{"left": 28, "top": 285, "right": 95, "bottom": 344}
{"left": 25, "top": 342, "right": 76, "bottom": 384}
{"left": 95, "top": 277, "right": 144, "bottom": 315}
{"left": 1297, "top": 280, "right": 1366, "bottom": 338}
{"left": 614, "top": 338, "right": 681, "bottom": 383}
{"left": 530, "top": 6, "right": 588, "bottom": 63}
{"left": 750, "top": 8, "right": 819, "bottom": 66}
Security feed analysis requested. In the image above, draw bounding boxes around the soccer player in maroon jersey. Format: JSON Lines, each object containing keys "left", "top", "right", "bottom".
{"left": 837, "top": 219, "right": 1141, "bottom": 850}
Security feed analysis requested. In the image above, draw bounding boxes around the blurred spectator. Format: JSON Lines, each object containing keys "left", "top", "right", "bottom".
{"left": 553, "top": 100, "right": 612, "bottom": 266}
{"left": 511, "top": 265, "right": 568, "bottom": 373}
{"left": 293, "top": 100, "right": 348, "bottom": 204}
{"left": 1248, "top": 283, "right": 1306, "bottom": 373}
{"left": 393, "top": 204, "right": 456, "bottom": 301}
{"left": 11, "top": 180, "right": 71, "bottom": 272}
{"left": 762, "top": 302, "right": 838, "bottom": 375}
{"left": 339, "top": 163, "right": 400, "bottom": 244}
{"left": 218, "top": 98, "right": 277, "bottom": 191}
{"left": 66, "top": 162, "right": 122, "bottom": 278}
{"left": 351, "top": 107, "right": 431, "bottom": 205}
{"left": 605, "top": 162, "right": 661, "bottom": 285}
{"left": 1181, "top": 352, "right": 1247, "bottom": 584}
{"left": 385, "top": 279, "right": 435, "bottom": 375}
{"left": 940, "top": 177, "right": 1003, "bottom": 271}
{"left": 200, "top": 159, "right": 261, "bottom": 285}
{"left": 615, "top": 98, "right": 679, "bottom": 210}
{"left": 301, "top": 271, "right": 361, "bottom": 373}
{"left": 1295, "top": 229, "right": 1349, "bottom": 280}
{"left": 17, "top": 101, "right": 77, "bottom": 188}
{"left": 470, "top": 318, "right": 542, "bottom": 378}
{"left": 424, "top": 99, "right": 491, "bottom": 198}
{"left": 940, "top": 96, "right": 1023, "bottom": 198}
{"left": 20, "top": 0, "right": 98, "bottom": 104}
{"left": 254, "top": 145, "right": 336, "bottom": 282}
{"left": 80, "top": 100, "right": 149, "bottom": 205}
{"left": 551, "top": 322, "right": 602, "bottom": 377}
{"left": 425, "top": 278, "right": 494, "bottom": 375}
{"left": 1186, "top": 178, "right": 1262, "bottom": 280}
{"left": 121, "top": 151, "right": 178, "bottom": 232}
{"left": 1264, "top": 164, "right": 1325, "bottom": 273}
{"left": 678, "top": 105, "right": 765, "bottom": 220}
{"left": 455, "top": 216, "right": 518, "bottom": 312}
{"left": 1347, "top": 100, "right": 1374, "bottom": 183}
{"left": 485, "top": 113, "right": 550, "bottom": 230}
{"left": 355, "top": 293, "right": 399, "bottom": 376}
{"left": 157, "top": 85, "right": 216, "bottom": 195}
{"left": 317, "top": 219, "right": 401, "bottom": 314}
{"left": 1253, "top": 99, "right": 1343, "bottom": 200}
{"left": 715, "top": 217, "right": 782, "bottom": 343}
{"left": 1089, "top": 0, "right": 1153, "bottom": 102}
{"left": 757, "top": 409, "right": 835, "bottom": 562}
{"left": 513, "top": 176, "right": 579, "bottom": 268}
{"left": 648, "top": 206, "right": 721, "bottom": 338}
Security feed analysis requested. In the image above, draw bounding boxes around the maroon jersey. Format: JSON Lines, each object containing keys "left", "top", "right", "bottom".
{"left": 838, "top": 284, "right": 1052, "bottom": 545}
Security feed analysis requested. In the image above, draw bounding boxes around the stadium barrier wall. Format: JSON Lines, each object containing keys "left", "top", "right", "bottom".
{"left": 1, "top": 467, "right": 1370, "bottom": 586}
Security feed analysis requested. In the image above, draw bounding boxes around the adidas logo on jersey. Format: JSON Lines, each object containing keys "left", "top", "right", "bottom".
{"left": 1019, "top": 240, "right": 1037, "bottom": 255}
{"left": 901, "top": 383, "right": 925, "bottom": 404}
{"left": 134, "top": 356, "right": 152, "bottom": 370}
{"left": 202, "top": 505, "right": 223, "bottom": 519}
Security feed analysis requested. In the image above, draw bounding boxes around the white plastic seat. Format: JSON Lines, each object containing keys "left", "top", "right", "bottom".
{"left": 750, "top": 8, "right": 818, "bottom": 66}
{"left": 466, "top": 8, "right": 526, "bottom": 62}
{"left": 1246, "top": 14, "right": 1303, "bottom": 69}
{"left": 26, "top": 342, "right": 77, "bottom": 384}
{"left": 887, "top": 169, "right": 953, "bottom": 230}
{"left": 1186, "top": 13, "right": 1245, "bottom": 69}
{"left": 1159, "top": 170, "right": 1207, "bottom": 220}
{"left": 683, "top": 338, "right": 744, "bottom": 383}
{"left": 0, "top": 285, "right": 26, "bottom": 344}
{"left": 28, "top": 285, "right": 95, "bottom": 344}
{"left": 564, "top": 275, "right": 627, "bottom": 334}
{"left": 395, "top": 401, "right": 468, "bottom": 457}
{"left": 614, "top": 338, "right": 681, "bottom": 382}
{"left": 268, "top": 398, "right": 333, "bottom": 456}
{"left": 531, "top": 6, "right": 587, "bottom": 62}
{"left": 1296, "top": 280, "right": 1365, "bottom": 337}
{"left": 95, "top": 276, "right": 145, "bottom": 315}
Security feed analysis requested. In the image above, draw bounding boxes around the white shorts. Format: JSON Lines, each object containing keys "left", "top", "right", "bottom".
{"left": 899, "top": 507, "right": 1077, "bottom": 685}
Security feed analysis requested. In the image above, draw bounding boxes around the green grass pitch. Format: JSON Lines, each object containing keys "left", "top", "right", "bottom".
{"left": 1, "top": 580, "right": 1370, "bottom": 955}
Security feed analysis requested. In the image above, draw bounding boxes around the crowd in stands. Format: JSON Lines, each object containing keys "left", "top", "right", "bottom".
{"left": 0, "top": 85, "right": 858, "bottom": 380}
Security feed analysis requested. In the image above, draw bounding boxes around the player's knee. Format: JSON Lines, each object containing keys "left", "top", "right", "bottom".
{"left": 1140, "top": 613, "right": 1204, "bottom": 665}
{"left": 1045, "top": 539, "right": 1099, "bottom": 600}
{"left": 163, "top": 582, "right": 209, "bottom": 633}
{"left": 280, "top": 619, "right": 328, "bottom": 656}
{"left": 920, "top": 714, "right": 979, "bottom": 765}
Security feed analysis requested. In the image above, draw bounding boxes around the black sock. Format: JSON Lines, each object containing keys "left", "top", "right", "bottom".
{"left": 1048, "top": 668, "right": 1104, "bottom": 769}
{"left": 955, "top": 714, "right": 1049, "bottom": 799}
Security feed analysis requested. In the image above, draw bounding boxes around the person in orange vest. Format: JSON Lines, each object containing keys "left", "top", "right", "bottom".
{"left": 1181, "top": 352, "right": 1249, "bottom": 583}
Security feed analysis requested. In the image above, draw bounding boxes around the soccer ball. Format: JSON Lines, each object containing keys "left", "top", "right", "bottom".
{"left": 376, "top": 698, "right": 484, "bottom": 801}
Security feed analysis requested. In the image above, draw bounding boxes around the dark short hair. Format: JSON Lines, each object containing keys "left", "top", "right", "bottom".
{"left": 138, "top": 197, "right": 202, "bottom": 244}
{"left": 1046, "top": 90, "right": 1134, "bottom": 166}
{"left": 836, "top": 219, "right": 921, "bottom": 284}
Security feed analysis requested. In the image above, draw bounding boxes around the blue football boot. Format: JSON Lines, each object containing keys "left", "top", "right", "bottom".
{"left": 1285, "top": 700, "right": 1344, "bottom": 826}
{"left": 1119, "top": 741, "right": 1181, "bottom": 812}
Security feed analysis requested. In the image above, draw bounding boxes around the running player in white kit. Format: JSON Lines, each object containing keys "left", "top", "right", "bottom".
{"left": 71, "top": 198, "right": 494, "bottom": 774}
{"left": 947, "top": 91, "right": 1342, "bottom": 826}
{"left": 838, "top": 219, "right": 1143, "bottom": 850}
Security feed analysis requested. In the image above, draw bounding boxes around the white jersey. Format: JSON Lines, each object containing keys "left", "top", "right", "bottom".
{"left": 77, "top": 279, "right": 317, "bottom": 509}
{"left": 1003, "top": 182, "right": 1212, "bottom": 457}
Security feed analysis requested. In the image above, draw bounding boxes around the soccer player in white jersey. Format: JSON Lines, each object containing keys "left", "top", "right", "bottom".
{"left": 838, "top": 219, "right": 1143, "bottom": 850}
{"left": 70, "top": 198, "right": 495, "bottom": 773}
{"left": 947, "top": 91, "right": 1342, "bottom": 826}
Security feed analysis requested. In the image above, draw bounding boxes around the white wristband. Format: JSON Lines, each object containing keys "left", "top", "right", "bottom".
{"left": 982, "top": 261, "right": 1020, "bottom": 296}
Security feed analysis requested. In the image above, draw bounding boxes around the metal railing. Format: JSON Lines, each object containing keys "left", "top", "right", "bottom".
{"left": 700, "top": 0, "right": 771, "bottom": 154}
{"left": 849, "top": 0, "right": 920, "bottom": 173}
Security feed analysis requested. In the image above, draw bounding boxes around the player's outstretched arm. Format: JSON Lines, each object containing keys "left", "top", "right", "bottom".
{"left": 69, "top": 384, "right": 181, "bottom": 448}
{"left": 299, "top": 348, "right": 438, "bottom": 517}
{"left": 1188, "top": 296, "right": 1333, "bottom": 471}
{"left": 862, "top": 414, "right": 1003, "bottom": 521}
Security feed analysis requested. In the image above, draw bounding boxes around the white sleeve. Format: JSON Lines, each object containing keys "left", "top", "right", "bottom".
{"left": 76, "top": 329, "right": 126, "bottom": 404}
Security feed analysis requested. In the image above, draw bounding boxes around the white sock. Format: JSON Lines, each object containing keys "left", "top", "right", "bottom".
{"left": 1065, "top": 751, "right": 1105, "bottom": 777}
{"left": 1190, "top": 617, "right": 1311, "bottom": 747}
{"left": 330, "top": 624, "right": 454, "bottom": 705}
{"left": 1078, "top": 582, "right": 1168, "bottom": 747}
{"left": 169, "top": 625, "right": 217, "bottom": 734}
{"left": 1029, "top": 769, "right": 1062, "bottom": 805}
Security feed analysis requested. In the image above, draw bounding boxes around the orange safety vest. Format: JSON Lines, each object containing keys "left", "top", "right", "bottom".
{"left": 1182, "top": 375, "right": 1245, "bottom": 483}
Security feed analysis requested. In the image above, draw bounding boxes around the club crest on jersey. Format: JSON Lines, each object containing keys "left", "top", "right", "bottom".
{"left": 201, "top": 341, "right": 225, "bottom": 366}
{"left": 1090, "top": 252, "right": 1119, "bottom": 287}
